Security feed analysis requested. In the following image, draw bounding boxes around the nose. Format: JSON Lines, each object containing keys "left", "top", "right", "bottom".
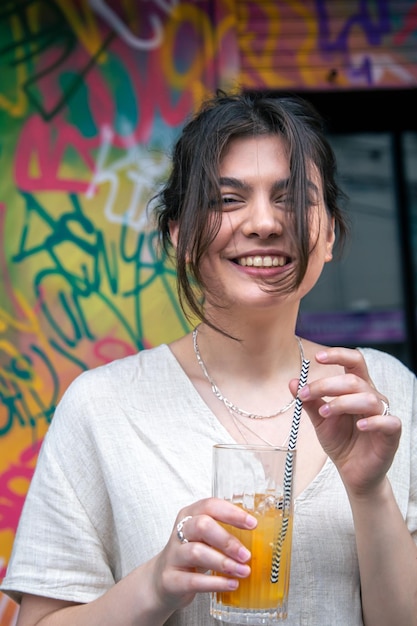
{"left": 241, "top": 196, "right": 284, "bottom": 239}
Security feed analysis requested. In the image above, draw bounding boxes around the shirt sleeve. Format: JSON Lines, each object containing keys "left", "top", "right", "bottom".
{"left": 406, "top": 369, "right": 417, "bottom": 542}
{"left": 363, "top": 348, "right": 417, "bottom": 540}
{"left": 1, "top": 372, "right": 117, "bottom": 604}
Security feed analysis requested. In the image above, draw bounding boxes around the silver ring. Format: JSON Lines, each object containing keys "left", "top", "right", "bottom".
{"left": 380, "top": 399, "right": 391, "bottom": 416}
{"left": 176, "top": 515, "right": 192, "bottom": 544}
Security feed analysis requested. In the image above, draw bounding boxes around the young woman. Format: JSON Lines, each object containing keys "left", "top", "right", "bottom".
{"left": 2, "top": 91, "right": 417, "bottom": 625}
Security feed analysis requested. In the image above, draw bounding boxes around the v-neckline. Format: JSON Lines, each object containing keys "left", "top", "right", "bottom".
{"left": 164, "top": 343, "right": 333, "bottom": 501}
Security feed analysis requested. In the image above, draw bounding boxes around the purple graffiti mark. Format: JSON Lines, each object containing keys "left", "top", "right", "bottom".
{"left": 393, "top": 1, "right": 417, "bottom": 46}
{"left": 0, "top": 0, "right": 115, "bottom": 121}
{"left": 0, "top": 440, "right": 42, "bottom": 576}
{"left": 349, "top": 55, "right": 373, "bottom": 83}
{"left": 316, "top": 0, "right": 391, "bottom": 53}
{"left": 315, "top": 0, "right": 391, "bottom": 85}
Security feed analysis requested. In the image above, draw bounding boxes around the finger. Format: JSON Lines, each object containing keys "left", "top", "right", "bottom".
{"left": 176, "top": 540, "right": 251, "bottom": 578}
{"left": 166, "top": 568, "right": 243, "bottom": 595}
{"left": 356, "top": 413, "right": 402, "bottom": 436}
{"left": 174, "top": 512, "right": 253, "bottom": 564}
{"left": 289, "top": 377, "right": 324, "bottom": 425}
{"left": 315, "top": 346, "right": 373, "bottom": 381}
{"left": 298, "top": 372, "right": 370, "bottom": 403}
{"left": 176, "top": 498, "right": 257, "bottom": 531}
{"left": 316, "top": 392, "right": 390, "bottom": 419}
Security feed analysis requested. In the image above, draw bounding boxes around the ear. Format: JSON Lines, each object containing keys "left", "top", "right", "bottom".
{"left": 324, "top": 217, "right": 336, "bottom": 263}
{"left": 169, "top": 220, "right": 179, "bottom": 249}
{"left": 169, "top": 219, "right": 192, "bottom": 263}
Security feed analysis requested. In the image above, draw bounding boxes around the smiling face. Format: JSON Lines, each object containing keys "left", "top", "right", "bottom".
{"left": 190, "top": 134, "right": 335, "bottom": 314}
{"left": 158, "top": 92, "right": 348, "bottom": 329}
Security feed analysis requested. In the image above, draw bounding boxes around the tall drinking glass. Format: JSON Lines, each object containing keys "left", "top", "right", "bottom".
{"left": 210, "top": 444, "right": 296, "bottom": 624}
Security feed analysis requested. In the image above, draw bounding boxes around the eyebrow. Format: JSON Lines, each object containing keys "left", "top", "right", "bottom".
{"left": 218, "top": 176, "right": 289, "bottom": 193}
{"left": 218, "top": 176, "right": 319, "bottom": 194}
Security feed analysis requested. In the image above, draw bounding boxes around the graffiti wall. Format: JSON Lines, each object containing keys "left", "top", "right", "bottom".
{"left": 0, "top": 0, "right": 238, "bottom": 620}
{"left": 237, "top": 0, "right": 417, "bottom": 89}
{"left": 0, "top": 0, "right": 416, "bottom": 621}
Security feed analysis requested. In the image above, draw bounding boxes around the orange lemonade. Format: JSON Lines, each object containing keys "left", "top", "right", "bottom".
{"left": 214, "top": 499, "right": 293, "bottom": 610}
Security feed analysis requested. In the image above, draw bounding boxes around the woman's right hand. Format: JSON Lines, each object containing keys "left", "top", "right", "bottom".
{"left": 148, "top": 497, "right": 257, "bottom": 615}
{"left": 16, "top": 498, "right": 256, "bottom": 626}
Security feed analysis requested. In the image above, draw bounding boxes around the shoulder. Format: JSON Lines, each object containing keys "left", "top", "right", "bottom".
{"left": 358, "top": 347, "right": 415, "bottom": 385}
{"left": 358, "top": 348, "right": 417, "bottom": 437}
{"left": 64, "top": 343, "right": 172, "bottom": 397}
{"left": 48, "top": 344, "right": 177, "bottom": 437}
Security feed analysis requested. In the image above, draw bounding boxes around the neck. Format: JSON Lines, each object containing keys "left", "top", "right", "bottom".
{"left": 194, "top": 322, "right": 302, "bottom": 384}
{"left": 203, "top": 300, "right": 300, "bottom": 346}
{"left": 192, "top": 325, "right": 306, "bottom": 421}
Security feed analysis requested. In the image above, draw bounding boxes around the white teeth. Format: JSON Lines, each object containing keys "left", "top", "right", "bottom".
{"left": 237, "top": 256, "right": 286, "bottom": 267}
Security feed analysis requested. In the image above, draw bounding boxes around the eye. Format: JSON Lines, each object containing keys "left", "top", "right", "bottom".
{"left": 273, "top": 194, "right": 291, "bottom": 211}
{"left": 274, "top": 194, "right": 288, "bottom": 205}
{"left": 307, "top": 192, "right": 320, "bottom": 207}
{"left": 222, "top": 196, "right": 237, "bottom": 204}
{"left": 221, "top": 195, "right": 244, "bottom": 211}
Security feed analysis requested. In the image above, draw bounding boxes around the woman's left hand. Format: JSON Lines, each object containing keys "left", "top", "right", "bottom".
{"left": 290, "top": 347, "right": 402, "bottom": 496}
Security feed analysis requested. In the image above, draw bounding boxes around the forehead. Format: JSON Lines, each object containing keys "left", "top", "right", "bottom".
{"left": 219, "top": 134, "right": 289, "bottom": 171}
{"left": 219, "top": 134, "right": 323, "bottom": 192}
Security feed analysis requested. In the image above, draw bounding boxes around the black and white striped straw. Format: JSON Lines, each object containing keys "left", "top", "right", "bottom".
{"left": 270, "top": 357, "right": 310, "bottom": 584}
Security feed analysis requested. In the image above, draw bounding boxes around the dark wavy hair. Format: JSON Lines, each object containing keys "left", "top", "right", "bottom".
{"left": 153, "top": 90, "right": 349, "bottom": 327}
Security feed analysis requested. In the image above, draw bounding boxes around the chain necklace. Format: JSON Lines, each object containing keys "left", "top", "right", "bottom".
{"left": 192, "top": 327, "right": 304, "bottom": 420}
{"left": 227, "top": 406, "right": 291, "bottom": 447}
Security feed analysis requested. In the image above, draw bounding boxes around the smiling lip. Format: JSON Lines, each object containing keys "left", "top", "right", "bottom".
{"left": 235, "top": 255, "right": 288, "bottom": 268}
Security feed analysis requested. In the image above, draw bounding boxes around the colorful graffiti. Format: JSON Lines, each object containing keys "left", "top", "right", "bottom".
{"left": 0, "top": 0, "right": 416, "bottom": 620}
{"left": 0, "top": 0, "right": 237, "bottom": 619}
{"left": 238, "top": 0, "right": 417, "bottom": 89}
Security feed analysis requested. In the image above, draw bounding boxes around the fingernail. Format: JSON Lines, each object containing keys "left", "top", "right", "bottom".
{"left": 238, "top": 546, "right": 251, "bottom": 562}
{"left": 298, "top": 386, "right": 310, "bottom": 400}
{"left": 245, "top": 515, "right": 257, "bottom": 529}
{"left": 319, "top": 404, "right": 330, "bottom": 417}
{"left": 235, "top": 563, "right": 251, "bottom": 577}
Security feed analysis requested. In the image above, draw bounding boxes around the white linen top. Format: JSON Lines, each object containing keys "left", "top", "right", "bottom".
{"left": 2, "top": 345, "right": 417, "bottom": 625}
